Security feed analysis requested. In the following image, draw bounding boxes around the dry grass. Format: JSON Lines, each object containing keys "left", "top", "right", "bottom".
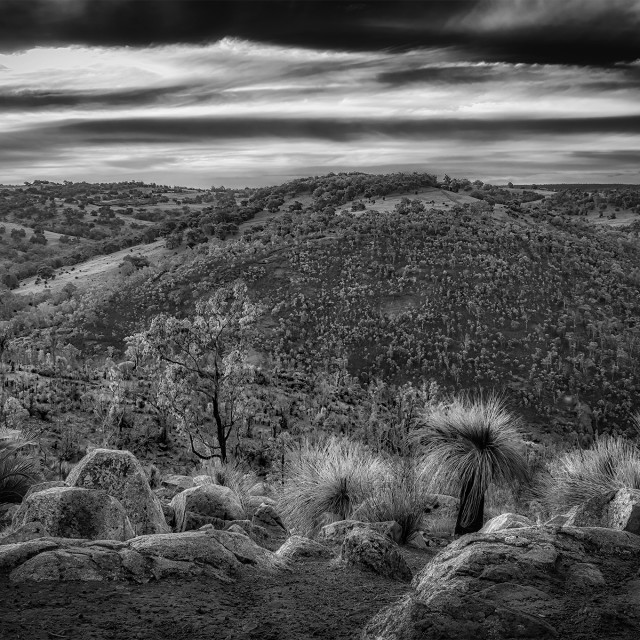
{"left": 541, "top": 436, "right": 640, "bottom": 513}
{"left": 278, "top": 436, "right": 386, "bottom": 536}
{"left": 195, "top": 457, "right": 258, "bottom": 515}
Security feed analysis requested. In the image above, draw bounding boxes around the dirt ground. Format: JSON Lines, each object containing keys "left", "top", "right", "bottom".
{"left": 0, "top": 548, "right": 434, "bottom": 640}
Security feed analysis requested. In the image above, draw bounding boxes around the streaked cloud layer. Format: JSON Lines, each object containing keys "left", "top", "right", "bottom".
{"left": 0, "top": 1, "right": 639, "bottom": 186}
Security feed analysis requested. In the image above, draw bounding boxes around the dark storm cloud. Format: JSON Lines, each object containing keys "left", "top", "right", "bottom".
{"left": 1, "top": 1, "right": 638, "bottom": 66}
{"left": 0, "top": 85, "right": 200, "bottom": 110}
{"left": 15, "top": 114, "right": 640, "bottom": 147}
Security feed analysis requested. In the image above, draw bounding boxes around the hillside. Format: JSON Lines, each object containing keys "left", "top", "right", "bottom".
{"left": 2, "top": 172, "right": 640, "bottom": 474}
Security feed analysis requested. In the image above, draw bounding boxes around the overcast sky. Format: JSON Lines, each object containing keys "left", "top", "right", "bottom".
{"left": 0, "top": 0, "right": 639, "bottom": 187}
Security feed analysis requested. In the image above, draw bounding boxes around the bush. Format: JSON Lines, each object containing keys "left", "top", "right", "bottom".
{"left": 353, "top": 456, "right": 435, "bottom": 543}
{"left": 279, "top": 436, "right": 386, "bottom": 536}
{"left": 541, "top": 436, "right": 640, "bottom": 513}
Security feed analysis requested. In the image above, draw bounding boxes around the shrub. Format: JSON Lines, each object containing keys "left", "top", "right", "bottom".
{"left": 278, "top": 436, "right": 386, "bottom": 536}
{"left": 416, "top": 393, "right": 529, "bottom": 534}
{"left": 353, "top": 456, "right": 435, "bottom": 543}
{"left": 541, "top": 436, "right": 640, "bottom": 513}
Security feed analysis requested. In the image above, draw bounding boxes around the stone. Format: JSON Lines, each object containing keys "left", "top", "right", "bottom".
{"left": 0, "top": 521, "right": 50, "bottom": 545}
{"left": 12, "top": 487, "right": 134, "bottom": 541}
{"left": 276, "top": 536, "right": 334, "bottom": 562}
{"left": 248, "top": 482, "right": 274, "bottom": 497}
{"left": 566, "top": 562, "right": 606, "bottom": 590}
{"left": 565, "top": 492, "right": 615, "bottom": 528}
{"left": 480, "top": 513, "right": 534, "bottom": 533}
{"left": 608, "top": 488, "right": 640, "bottom": 535}
{"left": 160, "top": 475, "right": 194, "bottom": 497}
{"left": 192, "top": 475, "right": 215, "bottom": 486}
{"left": 128, "top": 530, "right": 241, "bottom": 577}
{"left": 206, "top": 529, "right": 282, "bottom": 570}
{"left": 161, "top": 502, "right": 175, "bottom": 529}
{"left": 224, "top": 520, "right": 270, "bottom": 547}
{"left": 246, "top": 495, "right": 277, "bottom": 517}
{"left": 341, "top": 528, "right": 412, "bottom": 582}
{"left": 24, "top": 481, "right": 67, "bottom": 500}
{"left": 0, "top": 538, "right": 61, "bottom": 574}
{"left": 406, "top": 531, "right": 429, "bottom": 550}
{"left": 66, "top": 449, "right": 169, "bottom": 535}
{"left": 545, "top": 512, "right": 574, "bottom": 527}
{"left": 363, "top": 525, "right": 640, "bottom": 640}
{"left": 318, "top": 520, "right": 402, "bottom": 545}
{"left": 185, "top": 512, "right": 226, "bottom": 531}
{"left": 171, "top": 484, "right": 245, "bottom": 532}
{"left": 251, "top": 503, "right": 288, "bottom": 539}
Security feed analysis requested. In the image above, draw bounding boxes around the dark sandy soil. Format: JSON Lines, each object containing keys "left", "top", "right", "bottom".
{"left": 0, "top": 548, "right": 435, "bottom": 640}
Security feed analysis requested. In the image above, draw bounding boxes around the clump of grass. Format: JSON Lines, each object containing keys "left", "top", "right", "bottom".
{"left": 354, "top": 456, "right": 435, "bottom": 543}
{"left": 195, "top": 457, "right": 258, "bottom": 516}
{"left": 0, "top": 428, "right": 38, "bottom": 507}
{"left": 415, "top": 393, "right": 530, "bottom": 534}
{"left": 542, "top": 436, "right": 640, "bottom": 513}
{"left": 278, "top": 436, "right": 386, "bottom": 536}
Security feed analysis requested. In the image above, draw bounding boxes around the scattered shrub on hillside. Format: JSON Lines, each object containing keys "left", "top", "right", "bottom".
{"left": 541, "top": 436, "right": 640, "bottom": 513}
{"left": 416, "top": 393, "right": 530, "bottom": 534}
{"left": 279, "top": 436, "right": 385, "bottom": 536}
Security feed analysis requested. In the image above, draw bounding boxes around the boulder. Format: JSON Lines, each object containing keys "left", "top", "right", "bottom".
{"left": 12, "top": 487, "right": 134, "bottom": 541}
{"left": 224, "top": 520, "right": 270, "bottom": 547}
{"left": 565, "top": 492, "right": 615, "bottom": 528}
{"left": 160, "top": 475, "right": 194, "bottom": 497}
{"left": 246, "top": 495, "right": 277, "bottom": 517}
{"left": 608, "top": 488, "right": 640, "bottom": 535}
{"left": 318, "top": 520, "right": 402, "bottom": 545}
{"left": 0, "top": 521, "right": 50, "bottom": 545}
{"left": 129, "top": 530, "right": 241, "bottom": 577}
{"left": 206, "top": 529, "right": 282, "bottom": 570}
{"left": 480, "top": 513, "right": 533, "bottom": 533}
{"left": 66, "top": 449, "right": 169, "bottom": 535}
{"left": 184, "top": 512, "right": 226, "bottom": 532}
{"left": 193, "top": 475, "right": 215, "bottom": 486}
{"left": 363, "top": 525, "right": 640, "bottom": 640}
{"left": 406, "top": 531, "right": 429, "bottom": 550}
{"left": 0, "top": 538, "right": 61, "bottom": 574}
{"left": 251, "top": 503, "right": 288, "bottom": 540}
{"left": 341, "top": 528, "right": 412, "bottom": 582}
{"left": 24, "top": 480, "right": 67, "bottom": 500}
{"left": 171, "top": 484, "right": 245, "bottom": 532}
{"left": 276, "top": 536, "right": 334, "bottom": 562}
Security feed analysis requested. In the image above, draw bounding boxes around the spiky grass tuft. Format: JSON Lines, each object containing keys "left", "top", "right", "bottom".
{"left": 415, "top": 393, "right": 529, "bottom": 530}
{"left": 542, "top": 436, "right": 640, "bottom": 512}
{"left": 0, "top": 428, "right": 38, "bottom": 507}
{"left": 353, "top": 456, "right": 435, "bottom": 543}
{"left": 278, "top": 436, "right": 386, "bottom": 536}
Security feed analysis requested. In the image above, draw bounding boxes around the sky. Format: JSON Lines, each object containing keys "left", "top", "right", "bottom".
{"left": 0, "top": 0, "right": 639, "bottom": 188}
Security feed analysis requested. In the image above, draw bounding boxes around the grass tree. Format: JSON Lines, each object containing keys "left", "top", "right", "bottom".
{"left": 417, "top": 394, "right": 529, "bottom": 535}
{"left": 126, "top": 280, "right": 261, "bottom": 463}
{"left": 0, "top": 428, "right": 37, "bottom": 507}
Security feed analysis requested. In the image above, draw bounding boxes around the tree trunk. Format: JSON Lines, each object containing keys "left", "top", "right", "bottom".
{"left": 454, "top": 477, "right": 485, "bottom": 535}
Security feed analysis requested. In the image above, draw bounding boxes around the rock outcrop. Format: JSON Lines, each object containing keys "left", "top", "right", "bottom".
{"left": 66, "top": 449, "right": 169, "bottom": 536}
{"left": 0, "top": 528, "right": 285, "bottom": 583}
{"left": 12, "top": 487, "right": 134, "bottom": 541}
{"left": 171, "top": 484, "right": 245, "bottom": 532}
{"left": 318, "top": 519, "right": 402, "bottom": 545}
{"left": 363, "top": 525, "right": 640, "bottom": 639}
{"left": 341, "top": 528, "right": 412, "bottom": 582}
{"left": 564, "top": 489, "right": 640, "bottom": 535}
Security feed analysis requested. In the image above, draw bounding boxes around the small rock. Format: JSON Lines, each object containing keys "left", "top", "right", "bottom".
{"left": 252, "top": 503, "right": 288, "bottom": 539}
{"left": 192, "top": 475, "right": 215, "bottom": 486}
{"left": 0, "top": 521, "right": 50, "bottom": 545}
{"left": 608, "top": 488, "right": 640, "bottom": 535}
{"left": 566, "top": 562, "right": 606, "bottom": 590}
{"left": 318, "top": 520, "right": 402, "bottom": 545}
{"left": 480, "top": 513, "right": 533, "bottom": 534}
{"left": 565, "top": 492, "right": 615, "bottom": 528}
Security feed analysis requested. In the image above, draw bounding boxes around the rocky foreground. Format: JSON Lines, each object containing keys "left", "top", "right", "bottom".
{"left": 1, "top": 448, "right": 640, "bottom": 639}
